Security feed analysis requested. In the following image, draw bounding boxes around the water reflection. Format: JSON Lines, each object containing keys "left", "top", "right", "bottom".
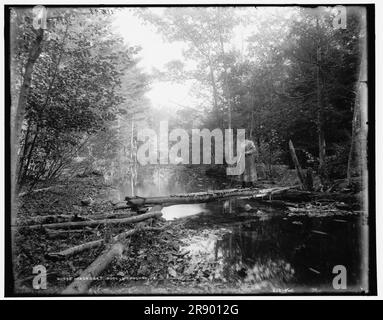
{"left": 162, "top": 204, "right": 210, "bottom": 220}
{"left": 213, "top": 220, "right": 295, "bottom": 287}
{"left": 107, "top": 165, "right": 233, "bottom": 199}
{"left": 182, "top": 211, "right": 364, "bottom": 292}
{"left": 101, "top": 163, "right": 365, "bottom": 292}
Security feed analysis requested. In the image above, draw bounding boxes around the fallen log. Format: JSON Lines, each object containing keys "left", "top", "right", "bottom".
{"left": 61, "top": 209, "right": 164, "bottom": 294}
{"left": 86, "top": 211, "right": 136, "bottom": 220}
{"left": 45, "top": 228, "right": 94, "bottom": 239}
{"left": 46, "top": 225, "right": 165, "bottom": 260}
{"left": 113, "top": 203, "right": 131, "bottom": 210}
{"left": 261, "top": 190, "right": 360, "bottom": 204}
{"left": 62, "top": 242, "right": 125, "bottom": 294}
{"left": 19, "top": 212, "right": 135, "bottom": 227}
{"left": 18, "top": 214, "right": 90, "bottom": 226}
{"left": 18, "top": 186, "right": 61, "bottom": 197}
{"left": 25, "top": 210, "right": 162, "bottom": 230}
{"left": 123, "top": 187, "right": 361, "bottom": 211}
{"left": 125, "top": 186, "right": 298, "bottom": 207}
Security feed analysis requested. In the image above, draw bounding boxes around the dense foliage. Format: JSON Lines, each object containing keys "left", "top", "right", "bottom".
{"left": 11, "top": 6, "right": 365, "bottom": 191}
{"left": 11, "top": 8, "right": 148, "bottom": 188}
{"left": 139, "top": 7, "right": 364, "bottom": 182}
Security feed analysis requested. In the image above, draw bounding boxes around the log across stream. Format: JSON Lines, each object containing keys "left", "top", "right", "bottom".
{"left": 125, "top": 186, "right": 296, "bottom": 207}
{"left": 125, "top": 186, "right": 360, "bottom": 211}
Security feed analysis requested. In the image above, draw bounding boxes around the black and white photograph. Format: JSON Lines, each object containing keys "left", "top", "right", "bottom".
{"left": 4, "top": 3, "right": 375, "bottom": 297}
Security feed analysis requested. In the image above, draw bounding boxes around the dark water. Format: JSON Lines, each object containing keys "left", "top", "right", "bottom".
{"left": 163, "top": 200, "right": 367, "bottom": 293}
{"left": 111, "top": 165, "right": 368, "bottom": 293}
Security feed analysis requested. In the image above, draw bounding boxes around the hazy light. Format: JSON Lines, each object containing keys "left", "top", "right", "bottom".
{"left": 113, "top": 8, "right": 192, "bottom": 112}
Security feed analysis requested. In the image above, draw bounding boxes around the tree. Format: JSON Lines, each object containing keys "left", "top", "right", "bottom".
{"left": 136, "top": 7, "right": 242, "bottom": 129}
{"left": 13, "top": 8, "right": 136, "bottom": 187}
{"left": 347, "top": 8, "right": 367, "bottom": 183}
{"left": 277, "top": 7, "right": 360, "bottom": 181}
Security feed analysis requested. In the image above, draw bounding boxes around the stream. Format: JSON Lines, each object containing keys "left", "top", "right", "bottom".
{"left": 165, "top": 201, "right": 366, "bottom": 293}
{"left": 109, "top": 165, "right": 367, "bottom": 293}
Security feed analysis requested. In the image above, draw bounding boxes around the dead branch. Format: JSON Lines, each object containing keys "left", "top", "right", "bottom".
{"left": 47, "top": 239, "right": 105, "bottom": 260}
{"left": 289, "top": 140, "right": 312, "bottom": 190}
{"left": 25, "top": 210, "right": 162, "bottom": 230}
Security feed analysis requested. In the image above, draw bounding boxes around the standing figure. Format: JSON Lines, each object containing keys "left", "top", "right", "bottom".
{"left": 241, "top": 139, "right": 257, "bottom": 187}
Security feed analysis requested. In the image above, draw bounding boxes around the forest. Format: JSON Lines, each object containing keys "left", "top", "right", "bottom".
{"left": 8, "top": 6, "right": 369, "bottom": 295}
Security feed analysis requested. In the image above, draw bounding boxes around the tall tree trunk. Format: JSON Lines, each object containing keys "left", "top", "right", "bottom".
{"left": 219, "top": 30, "right": 231, "bottom": 130}
{"left": 10, "top": 24, "right": 45, "bottom": 295}
{"left": 347, "top": 94, "right": 358, "bottom": 182}
{"left": 12, "top": 27, "right": 44, "bottom": 143}
{"left": 315, "top": 17, "right": 327, "bottom": 185}
{"left": 346, "top": 10, "right": 369, "bottom": 293}
{"left": 249, "top": 110, "right": 255, "bottom": 139}
{"left": 16, "top": 23, "right": 69, "bottom": 187}
{"left": 316, "top": 45, "right": 326, "bottom": 183}
{"left": 208, "top": 57, "right": 220, "bottom": 125}
{"left": 347, "top": 12, "right": 367, "bottom": 185}
{"left": 16, "top": 120, "right": 32, "bottom": 184}
{"left": 17, "top": 125, "right": 39, "bottom": 186}
{"left": 12, "top": 28, "right": 44, "bottom": 193}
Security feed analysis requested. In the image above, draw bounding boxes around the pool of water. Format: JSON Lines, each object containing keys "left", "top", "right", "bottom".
{"left": 108, "top": 165, "right": 368, "bottom": 293}
{"left": 162, "top": 204, "right": 210, "bottom": 220}
{"left": 165, "top": 199, "right": 368, "bottom": 293}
